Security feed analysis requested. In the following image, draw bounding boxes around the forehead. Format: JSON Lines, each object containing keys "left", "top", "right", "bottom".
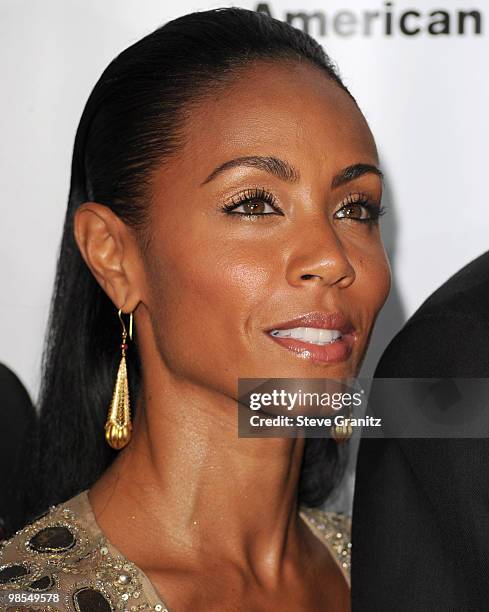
{"left": 160, "top": 59, "right": 378, "bottom": 186}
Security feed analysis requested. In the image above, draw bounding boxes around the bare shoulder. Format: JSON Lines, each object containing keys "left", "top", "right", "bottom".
{"left": 299, "top": 506, "right": 352, "bottom": 580}
{"left": 0, "top": 494, "right": 162, "bottom": 611}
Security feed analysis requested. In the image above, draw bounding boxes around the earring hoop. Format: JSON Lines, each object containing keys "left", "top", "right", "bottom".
{"left": 118, "top": 308, "right": 133, "bottom": 342}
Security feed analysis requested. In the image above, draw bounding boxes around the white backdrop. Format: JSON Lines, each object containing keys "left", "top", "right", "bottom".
{"left": 1, "top": 0, "right": 488, "bottom": 401}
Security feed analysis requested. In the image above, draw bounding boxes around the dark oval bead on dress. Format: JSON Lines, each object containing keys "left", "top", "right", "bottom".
{"left": 27, "top": 526, "right": 76, "bottom": 552}
{"left": 0, "top": 563, "right": 29, "bottom": 584}
{"left": 72, "top": 587, "right": 113, "bottom": 612}
{"left": 28, "top": 574, "right": 55, "bottom": 590}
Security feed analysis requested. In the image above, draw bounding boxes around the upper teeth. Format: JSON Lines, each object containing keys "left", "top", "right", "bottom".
{"left": 270, "top": 327, "right": 343, "bottom": 345}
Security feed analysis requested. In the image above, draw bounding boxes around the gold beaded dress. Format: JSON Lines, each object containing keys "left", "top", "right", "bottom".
{"left": 0, "top": 490, "right": 351, "bottom": 611}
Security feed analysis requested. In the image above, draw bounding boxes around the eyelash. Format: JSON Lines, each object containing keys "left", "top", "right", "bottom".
{"left": 220, "top": 187, "right": 386, "bottom": 223}
{"left": 221, "top": 188, "right": 283, "bottom": 219}
{"left": 337, "top": 192, "right": 386, "bottom": 224}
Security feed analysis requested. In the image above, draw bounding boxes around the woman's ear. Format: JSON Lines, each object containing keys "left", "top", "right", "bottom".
{"left": 73, "top": 202, "right": 142, "bottom": 313}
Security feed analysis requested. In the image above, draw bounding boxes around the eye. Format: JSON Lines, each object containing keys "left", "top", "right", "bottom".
{"left": 230, "top": 200, "right": 276, "bottom": 215}
{"left": 334, "top": 193, "right": 385, "bottom": 224}
{"left": 221, "top": 187, "right": 284, "bottom": 218}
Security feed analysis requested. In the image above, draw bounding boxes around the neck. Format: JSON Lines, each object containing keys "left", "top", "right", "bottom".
{"left": 88, "top": 367, "right": 307, "bottom": 580}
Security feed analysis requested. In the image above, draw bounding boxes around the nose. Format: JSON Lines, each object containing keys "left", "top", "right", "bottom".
{"left": 285, "top": 222, "right": 356, "bottom": 290}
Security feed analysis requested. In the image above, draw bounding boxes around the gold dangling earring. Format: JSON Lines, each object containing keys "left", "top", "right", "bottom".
{"left": 105, "top": 309, "right": 134, "bottom": 450}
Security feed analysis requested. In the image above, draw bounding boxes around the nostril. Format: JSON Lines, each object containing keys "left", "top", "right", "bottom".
{"left": 301, "top": 274, "right": 320, "bottom": 280}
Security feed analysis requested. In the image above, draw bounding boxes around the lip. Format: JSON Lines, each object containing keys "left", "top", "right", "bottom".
{"left": 265, "top": 311, "right": 354, "bottom": 334}
{"left": 264, "top": 311, "right": 356, "bottom": 365}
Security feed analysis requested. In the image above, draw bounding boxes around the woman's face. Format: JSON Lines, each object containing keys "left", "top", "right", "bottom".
{"left": 139, "top": 60, "right": 391, "bottom": 394}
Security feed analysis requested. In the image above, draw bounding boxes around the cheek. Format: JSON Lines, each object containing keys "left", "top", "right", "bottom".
{"left": 353, "top": 242, "right": 392, "bottom": 317}
{"left": 144, "top": 234, "right": 272, "bottom": 380}
{"left": 168, "top": 239, "right": 272, "bottom": 318}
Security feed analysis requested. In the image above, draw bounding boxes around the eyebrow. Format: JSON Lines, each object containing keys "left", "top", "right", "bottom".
{"left": 201, "top": 155, "right": 300, "bottom": 185}
{"left": 201, "top": 155, "right": 383, "bottom": 187}
{"left": 331, "top": 163, "right": 384, "bottom": 188}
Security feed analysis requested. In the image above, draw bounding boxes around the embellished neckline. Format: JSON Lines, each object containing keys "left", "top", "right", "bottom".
{"left": 68, "top": 488, "right": 350, "bottom": 609}
{"left": 70, "top": 488, "right": 169, "bottom": 610}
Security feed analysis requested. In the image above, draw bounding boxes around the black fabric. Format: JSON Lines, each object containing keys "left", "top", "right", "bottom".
{"left": 352, "top": 250, "right": 489, "bottom": 612}
{"left": 0, "top": 363, "right": 35, "bottom": 537}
